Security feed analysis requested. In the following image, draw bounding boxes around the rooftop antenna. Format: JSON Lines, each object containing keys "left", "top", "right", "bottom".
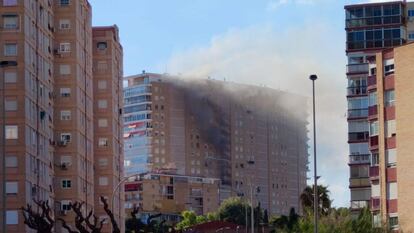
{"left": 142, "top": 70, "right": 146, "bottom": 74}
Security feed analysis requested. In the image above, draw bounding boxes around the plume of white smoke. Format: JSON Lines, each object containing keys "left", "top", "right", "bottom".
{"left": 165, "top": 22, "right": 349, "bottom": 207}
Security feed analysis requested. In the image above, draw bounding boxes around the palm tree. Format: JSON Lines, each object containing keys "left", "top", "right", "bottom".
{"left": 300, "top": 185, "right": 331, "bottom": 216}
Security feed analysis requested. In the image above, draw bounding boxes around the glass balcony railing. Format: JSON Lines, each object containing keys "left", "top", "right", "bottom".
{"left": 347, "top": 86, "right": 367, "bottom": 96}
{"left": 349, "top": 154, "right": 371, "bottom": 164}
{"left": 346, "top": 15, "right": 402, "bottom": 28}
{"left": 347, "top": 39, "right": 404, "bottom": 51}
{"left": 351, "top": 200, "right": 369, "bottom": 209}
{"left": 348, "top": 108, "right": 368, "bottom": 118}
{"left": 347, "top": 63, "right": 369, "bottom": 74}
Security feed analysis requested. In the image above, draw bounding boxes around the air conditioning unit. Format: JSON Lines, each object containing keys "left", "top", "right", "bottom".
{"left": 60, "top": 163, "right": 68, "bottom": 170}
{"left": 60, "top": 210, "right": 67, "bottom": 216}
{"left": 57, "top": 140, "right": 68, "bottom": 147}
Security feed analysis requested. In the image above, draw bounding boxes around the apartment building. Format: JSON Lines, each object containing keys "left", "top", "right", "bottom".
{"left": 345, "top": 0, "right": 414, "bottom": 219}
{"left": 0, "top": 1, "right": 123, "bottom": 232}
{"left": 124, "top": 173, "right": 220, "bottom": 219}
{"left": 92, "top": 26, "right": 124, "bottom": 233}
{"left": 123, "top": 73, "right": 308, "bottom": 217}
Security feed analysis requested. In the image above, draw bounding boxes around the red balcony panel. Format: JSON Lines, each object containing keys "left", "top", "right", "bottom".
{"left": 368, "top": 105, "right": 378, "bottom": 118}
{"left": 371, "top": 197, "right": 380, "bottom": 211}
{"left": 370, "top": 136, "right": 379, "bottom": 150}
{"left": 386, "top": 136, "right": 396, "bottom": 149}
{"left": 385, "top": 106, "right": 395, "bottom": 120}
{"left": 125, "top": 183, "right": 142, "bottom": 192}
{"left": 367, "top": 75, "right": 377, "bottom": 88}
{"left": 370, "top": 166, "right": 379, "bottom": 179}
{"left": 387, "top": 167, "right": 397, "bottom": 182}
{"left": 383, "top": 50, "right": 394, "bottom": 60}
{"left": 387, "top": 199, "right": 398, "bottom": 213}
{"left": 384, "top": 75, "right": 395, "bottom": 90}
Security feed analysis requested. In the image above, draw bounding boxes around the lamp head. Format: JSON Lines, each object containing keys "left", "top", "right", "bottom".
{"left": 309, "top": 74, "right": 318, "bottom": 81}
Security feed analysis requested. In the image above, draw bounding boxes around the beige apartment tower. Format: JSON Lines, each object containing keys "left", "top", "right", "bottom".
{"left": 0, "top": 0, "right": 124, "bottom": 232}
{"left": 123, "top": 73, "right": 308, "bottom": 217}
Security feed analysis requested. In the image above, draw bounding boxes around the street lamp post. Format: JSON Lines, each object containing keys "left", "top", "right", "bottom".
{"left": 1, "top": 60, "right": 18, "bottom": 233}
{"left": 309, "top": 74, "right": 318, "bottom": 233}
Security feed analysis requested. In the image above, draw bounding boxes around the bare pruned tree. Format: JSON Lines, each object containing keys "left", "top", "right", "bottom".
{"left": 100, "top": 196, "right": 121, "bottom": 233}
{"left": 21, "top": 200, "right": 54, "bottom": 233}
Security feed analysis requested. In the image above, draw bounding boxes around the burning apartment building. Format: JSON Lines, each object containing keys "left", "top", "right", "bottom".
{"left": 123, "top": 72, "right": 308, "bottom": 217}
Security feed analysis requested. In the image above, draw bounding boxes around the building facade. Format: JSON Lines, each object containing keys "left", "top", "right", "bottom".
{"left": 123, "top": 73, "right": 308, "bottom": 217}
{"left": 345, "top": 0, "right": 414, "bottom": 230}
{"left": 0, "top": 1, "right": 123, "bottom": 232}
{"left": 124, "top": 173, "right": 220, "bottom": 219}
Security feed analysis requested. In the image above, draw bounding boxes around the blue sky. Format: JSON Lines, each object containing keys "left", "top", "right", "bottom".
{"left": 89, "top": 0, "right": 370, "bottom": 207}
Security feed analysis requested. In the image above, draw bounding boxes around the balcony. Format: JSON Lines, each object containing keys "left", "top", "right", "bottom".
{"left": 384, "top": 75, "right": 395, "bottom": 90}
{"left": 347, "top": 86, "right": 367, "bottom": 97}
{"left": 348, "top": 132, "right": 369, "bottom": 143}
{"left": 347, "top": 63, "right": 369, "bottom": 75}
{"left": 349, "top": 177, "right": 371, "bottom": 188}
{"left": 350, "top": 200, "right": 369, "bottom": 210}
{"left": 371, "top": 197, "right": 381, "bottom": 211}
{"left": 367, "top": 75, "right": 376, "bottom": 90}
{"left": 346, "top": 16, "right": 403, "bottom": 29}
{"left": 349, "top": 154, "right": 371, "bottom": 165}
{"left": 387, "top": 199, "right": 398, "bottom": 213}
{"left": 348, "top": 108, "right": 368, "bottom": 119}
{"left": 385, "top": 106, "right": 395, "bottom": 120}
{"left": 369, "top": 135, "right": 379, "bottom": 150}
{"left": 368, "top": 105, "right": 378, "bottom": 119}
{"left": 387, "top": 167, "right": 397, "bottom": 182}
{"left": 369, "top": 166, "right": 379, "bottom": 180}
{"left": 347, "top": 39, "right": 405, "bottom": 51}
{"left": 386, "top": 136, "right": 396, "bottom": 149}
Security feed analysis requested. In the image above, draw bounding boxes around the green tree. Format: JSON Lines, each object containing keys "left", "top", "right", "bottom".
{"left": 175, "top": 211, "right": 198, "bottom": 231}
{"left": 300, "top": 185, "right": 331, "bottom": 216}
{"left": 217, "top": 197, "right": 250, "bottom": 225}
{"left": 270, "top": 208, "right": 299, "bottom": 233}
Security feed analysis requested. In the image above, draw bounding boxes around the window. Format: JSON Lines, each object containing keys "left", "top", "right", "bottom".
{"left": 371, "top": 153, "right": 379, "bottom": 166}
{"left": 60, "top": 155, "right": 72, "bottom": 166}
{"left": 98, "top": 138, "right": 108, "bottom": 147}
{"left": 98, "top": 158, "right": 108, "bottom": 167}
{"left": 59, "top": 64, "right": 70, "bottom": 75}
{"left": 97, "top": 42, "right": 107, "bottom": 50}
{"left": 6, "top": 182, "right": 18, "bottom": 195}
{"left": 62, "top": 179, "right": 71, "bottom": 188}
{"left": 4, "top": 43, "right": 17, "bottom": 56}
{"left": 4, "top": 71, "right": 16, "bottom": 83}
{"left": 409, "top": 32, "right": 414, "bottom": 41}
{"left": 3, "top": 0, "right": 17, "bottom": 6}
{"left": 98, "top": 100, "right": 107, "bottom": 109}
{"left": 386, "top": 149, "right": 396, "bottom": 166}
{"left": 60, "top": 133, "right": 71, "bottom": 142}
{"left": 3, "top": 14, "right": 18, "bottom": 29}
{"left": 5, "top": 99, "right": 17, "bottom": 111}
{"left": 385, "top": 90, "right": 395, "bottom": 107}
{"left": 98, "top": 119, "right": 108, "bottom": 127}
{"left": 389, "top": 216, "right": 399, "bottom": 229}
{"left": 59, "top": 19, "right": 70, "bottom": 29}
{"left": 370, "top": 121, "right": 379, "bottom": 136}
{"left": 5, "top": 125, "right": 18, "bottom": 139}
{"left": 60, "top": 88, "right": 71, "bottom": 97}
{"left": 373, "top": 214, "right": 381, "bottom": 228}
{"left": 61, "top": 200, "right": 71, "bottom": 211}
{"left": 369, "top": 92, "right": 377, "bottom": 106}
{"left": 59, "top": 43, "right": 70, "bottom": 53}
{"left": 409, "top": 9, "right": 414, "bottom": 17}
{"left": 384, "top": 59, "right": 394, "bottom": 75}
{"left": 60, "top": 110, "right": 71, "bottom": 120}
{"left": 99, "top": 177, "right": 108, "bottom": 186}
{"left": 5, "top": 156, "right": 17, "bottom": 167}
{"left": 98, "top": 80, "right": 107, "bottom": 89}
{"left": 387, "top": 182, "right": 398, "bottom": 199}
{"left": 6, "top": 210, "right": 18, "bottom": 225}
{"left": 385, "top": 120, "right": 396, "bottom": 137}
{"left": 96, "top": 61, "right": 107, "bottom": 70}
{"left": 60, "top": 0, "right": 70, "bottom": 6}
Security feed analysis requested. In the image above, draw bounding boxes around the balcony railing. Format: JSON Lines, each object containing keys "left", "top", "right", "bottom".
{"left": 368, "top": 105, "right": 378, "bottom": 117}
{"left": 348, "top": 108, "right": 368, "bottom": 119}
{"left": 350, "top": 200, "right": 369, "bottom": 210}
{"left": 347, "top": 86, "right": 367, "bottom": 96}
{"left": 369, "top": 166, "right": 379, "bottom": 178}
{"left": 349, "top": 178, "right": 371, "bottom": 187}
{"left": 371, "top": 197, "right": 380, "bottom": 211}
{"left": 369, "top": 135, "right": 379, "bottom": 148}
{"left": 347, "top": 39, "right": 404, "bottom": 51}
{"left": 346, "top": 16, "right": 402, "bottom": 28}
{"left": 347, "top": 63, "right": 369, "bottom": 74}
{"left": 368, "top": 75, "right": 376, "bottom": 86}
{"left": 349, "top": 154, "right": 371, "bottom": 164}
